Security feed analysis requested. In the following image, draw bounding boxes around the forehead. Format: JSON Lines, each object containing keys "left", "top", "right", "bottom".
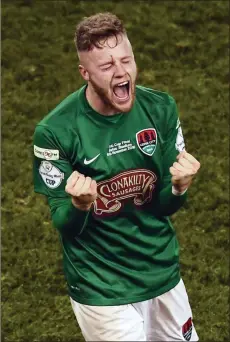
{"left": 80, "top": 34, "right": 133, "bottom": 66}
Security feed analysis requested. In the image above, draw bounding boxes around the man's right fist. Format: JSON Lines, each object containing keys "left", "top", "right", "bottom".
{"left": 65, "top": 171, "right": 97, "bottom": 211}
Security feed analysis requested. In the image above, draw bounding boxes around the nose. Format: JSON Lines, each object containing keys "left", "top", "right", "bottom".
{"left": 114, "top": 62, "right": 126, "bottom": 78}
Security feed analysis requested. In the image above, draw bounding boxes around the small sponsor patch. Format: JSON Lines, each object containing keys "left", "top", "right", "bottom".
{"left": 136, "top": 128, "right": 157, "bottom": 156}
{"left": 182, "top": 317, "right": 193, "bottom": 341}
{"left": 39, "top": 161, "right": 64, "bottom": 189}
{"left": 34, "top": 145, "right": 59, "bottom": 160}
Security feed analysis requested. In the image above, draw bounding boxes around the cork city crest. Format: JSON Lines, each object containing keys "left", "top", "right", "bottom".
{"left": 136, "top": 128, "right": 157, "bottom": 156}
{"left": 93, "top": 169, "right": 157, "bottom": 216}
{"left": 182, "top": 317, "right": 193, "bottom": 341}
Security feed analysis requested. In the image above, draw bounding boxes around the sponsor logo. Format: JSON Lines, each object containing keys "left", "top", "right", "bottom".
{"left": 34, "top": 145, "right": 59, "bottom": 160}
{"left": 70, "top": 285, "right": 80, "bottom": 291}
{"left": 182, "top": 317, "right": 193, "bottom": 341}
{"left": 39, "top": 161, "right": 64, "bottom": 189}
{"left": 175, "top": 120, "right": 185, "bottom": 152}
{"left": 84, "top": 153, "right": 100, "bottom": 165}
{"left": 93, "top": 169, "right": 157, "bottom": 216}
{"left": 136, "top": 128, "right": 157, "bottom": 156}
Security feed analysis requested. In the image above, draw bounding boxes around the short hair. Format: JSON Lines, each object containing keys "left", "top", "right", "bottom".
{"left": 74, "top": 12, "right": 126, "bottom": 52}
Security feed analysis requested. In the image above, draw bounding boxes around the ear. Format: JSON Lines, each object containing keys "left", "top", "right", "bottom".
{"left": 79, "top": 65, "right": 89, "bottom": 81}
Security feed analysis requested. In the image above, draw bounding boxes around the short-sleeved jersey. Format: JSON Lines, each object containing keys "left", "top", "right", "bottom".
{"left": 33, "top": 85, "right": 186, "bottom": 305}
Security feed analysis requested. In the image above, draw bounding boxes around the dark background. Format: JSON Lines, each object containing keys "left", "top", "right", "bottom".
{"left": 2, "top": 1, "right": 229, "bottom": 341}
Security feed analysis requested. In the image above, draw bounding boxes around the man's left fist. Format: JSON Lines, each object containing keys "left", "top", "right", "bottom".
{"left": 169, "top": 150, "right": 201, "bottom": 193}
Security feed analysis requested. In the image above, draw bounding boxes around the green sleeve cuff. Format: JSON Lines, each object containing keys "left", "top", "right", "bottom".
{"left": 48, "top": 197, "right": 91, "bottom": 236}
{"left": 153, "top": 184, "right": 187, "bottom": 217}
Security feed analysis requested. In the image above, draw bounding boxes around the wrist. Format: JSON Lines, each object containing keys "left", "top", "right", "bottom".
{"left": 71, "top": 197, "right": 92, "bottom": 211}
{"left": 172, "top": 185, "right": 188, "bottom": 196}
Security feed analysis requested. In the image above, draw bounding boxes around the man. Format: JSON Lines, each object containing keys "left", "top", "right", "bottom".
{"left": 33, "top": 12, "right": 200, "bottom": 341}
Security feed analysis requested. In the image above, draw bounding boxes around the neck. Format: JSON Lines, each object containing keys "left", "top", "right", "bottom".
{"left": 85, "top": 84, "right": 119, "bottom": 116}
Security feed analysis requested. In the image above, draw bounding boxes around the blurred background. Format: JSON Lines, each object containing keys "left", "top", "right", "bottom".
{"left": 2, "top": 1, "right": 229, "bottom": 341}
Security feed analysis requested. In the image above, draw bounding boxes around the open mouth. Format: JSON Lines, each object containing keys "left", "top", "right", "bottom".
{"left": 113, "top": 81, "right": 130, "bottom": 101}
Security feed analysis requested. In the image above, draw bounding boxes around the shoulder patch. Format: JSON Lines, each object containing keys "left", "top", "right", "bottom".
{"left": 175, "top": 120, "right": 185, "bottom": 152}
{"left": 176, "top": 118, "right": 180, "bottom": 129}
{"left": 39, "top": 161, "right": 64, "bottom": 189}
{"left": 34, "top": 145, "right": 59, "bottom": 160}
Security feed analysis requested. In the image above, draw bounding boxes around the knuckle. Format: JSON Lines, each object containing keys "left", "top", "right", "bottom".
{"left": 73, "top": 190, "right": 81, "bottom": 197}
{"left": 74, "top": 182, "right": 81, "bottom": 190}
{"left": 65, "top": 184, "right": 70, "bottom": 192}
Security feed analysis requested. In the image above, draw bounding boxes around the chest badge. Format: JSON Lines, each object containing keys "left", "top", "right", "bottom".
{"left": 136, "top": 128, "right": 157, "bottom": 156}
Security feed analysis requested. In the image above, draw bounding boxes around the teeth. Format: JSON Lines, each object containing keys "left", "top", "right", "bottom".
{"left": 117, "top": 81, "right": 129, "bottom": 86}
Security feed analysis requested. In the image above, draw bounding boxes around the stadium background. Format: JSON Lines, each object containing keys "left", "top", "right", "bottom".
{"left": 2, "top": 1, "right": 229, "bottom": 341}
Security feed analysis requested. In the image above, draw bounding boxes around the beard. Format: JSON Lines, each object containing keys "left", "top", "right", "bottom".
{"left": 88, "top": 71, "right": 138, "bottom": 115}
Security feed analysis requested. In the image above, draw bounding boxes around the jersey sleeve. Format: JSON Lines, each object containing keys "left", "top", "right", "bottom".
{"left": 161, "top": 96, "right": 186, "bottom": 187}
{"left": 153, "top": 96, "right": 187, "bottom": 217}
{"left": 33, "top": 124, "right": 73, "bottom": 197}
{"left": 33, "top": 124, "right": 90, "bottom": 236}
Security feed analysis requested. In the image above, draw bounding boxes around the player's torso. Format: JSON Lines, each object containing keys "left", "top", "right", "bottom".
{"left": 65, "top": 95, "right": 166, "bottom": 217}
{"left": 49, "top": 89, "right": 180, "bottom": 302}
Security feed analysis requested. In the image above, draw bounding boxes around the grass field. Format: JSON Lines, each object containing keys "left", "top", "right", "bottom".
{"left": 2, "top": 1, "right": 229, "bottom": 341}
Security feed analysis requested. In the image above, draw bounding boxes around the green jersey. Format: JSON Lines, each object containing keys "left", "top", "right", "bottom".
{"left": 33, "top": 85, "right": 187, "bottom": 305}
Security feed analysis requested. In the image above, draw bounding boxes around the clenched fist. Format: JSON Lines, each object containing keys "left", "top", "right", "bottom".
{"left": 65, "top": 171, "right": 97, "bottom": 211}
{"left": 170, "top": 151, "right": 200, "bottom": 194}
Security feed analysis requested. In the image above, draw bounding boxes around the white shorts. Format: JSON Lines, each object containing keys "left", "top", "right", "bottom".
{"left": 70, "top": 279, "right": 199, "bottom": 341}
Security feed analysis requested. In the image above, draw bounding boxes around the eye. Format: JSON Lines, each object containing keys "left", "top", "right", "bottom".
{"left": 101, "top": 64, "right": 113, "bottom": 71}
{"left": 122, "top": 58, "right": 131, "bottom": 64}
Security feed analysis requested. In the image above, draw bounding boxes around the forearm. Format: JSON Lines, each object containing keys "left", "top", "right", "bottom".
{"left": 48, "top": 197, "right": 91, "bottom": 236}
{"left": 153, "top": 183, "right": 187, "bottom": 217}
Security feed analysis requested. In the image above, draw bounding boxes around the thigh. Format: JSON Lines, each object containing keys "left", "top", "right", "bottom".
{"left": 149, "top": 279, "right": 199, "bottom": 341}
{"left": 70, "top": 297, "right": 146, "bottom": 341}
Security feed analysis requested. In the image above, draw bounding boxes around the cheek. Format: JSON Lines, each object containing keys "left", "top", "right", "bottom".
{"left": 100, "top": 74, "right": 113, "bottom": 88}
{"left": 90, "top": 73, "right": 104, "bottom": 85}
{"left": 128, "top": 63, "right": 137, "bottom": 78}
{"left": 92, "top": 74, "right": 113, "bottom": 93}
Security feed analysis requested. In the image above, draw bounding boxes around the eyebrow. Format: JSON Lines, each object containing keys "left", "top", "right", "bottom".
{"left": 121, "top": 56, "right": 131, "bottom": 60}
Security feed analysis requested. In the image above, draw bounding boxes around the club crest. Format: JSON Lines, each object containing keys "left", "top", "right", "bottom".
{"left": 182, "top": 317, "right": 193, "bottom": 341}
{"left": 136, "top": 128, "right": 157, "bottom": 156}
